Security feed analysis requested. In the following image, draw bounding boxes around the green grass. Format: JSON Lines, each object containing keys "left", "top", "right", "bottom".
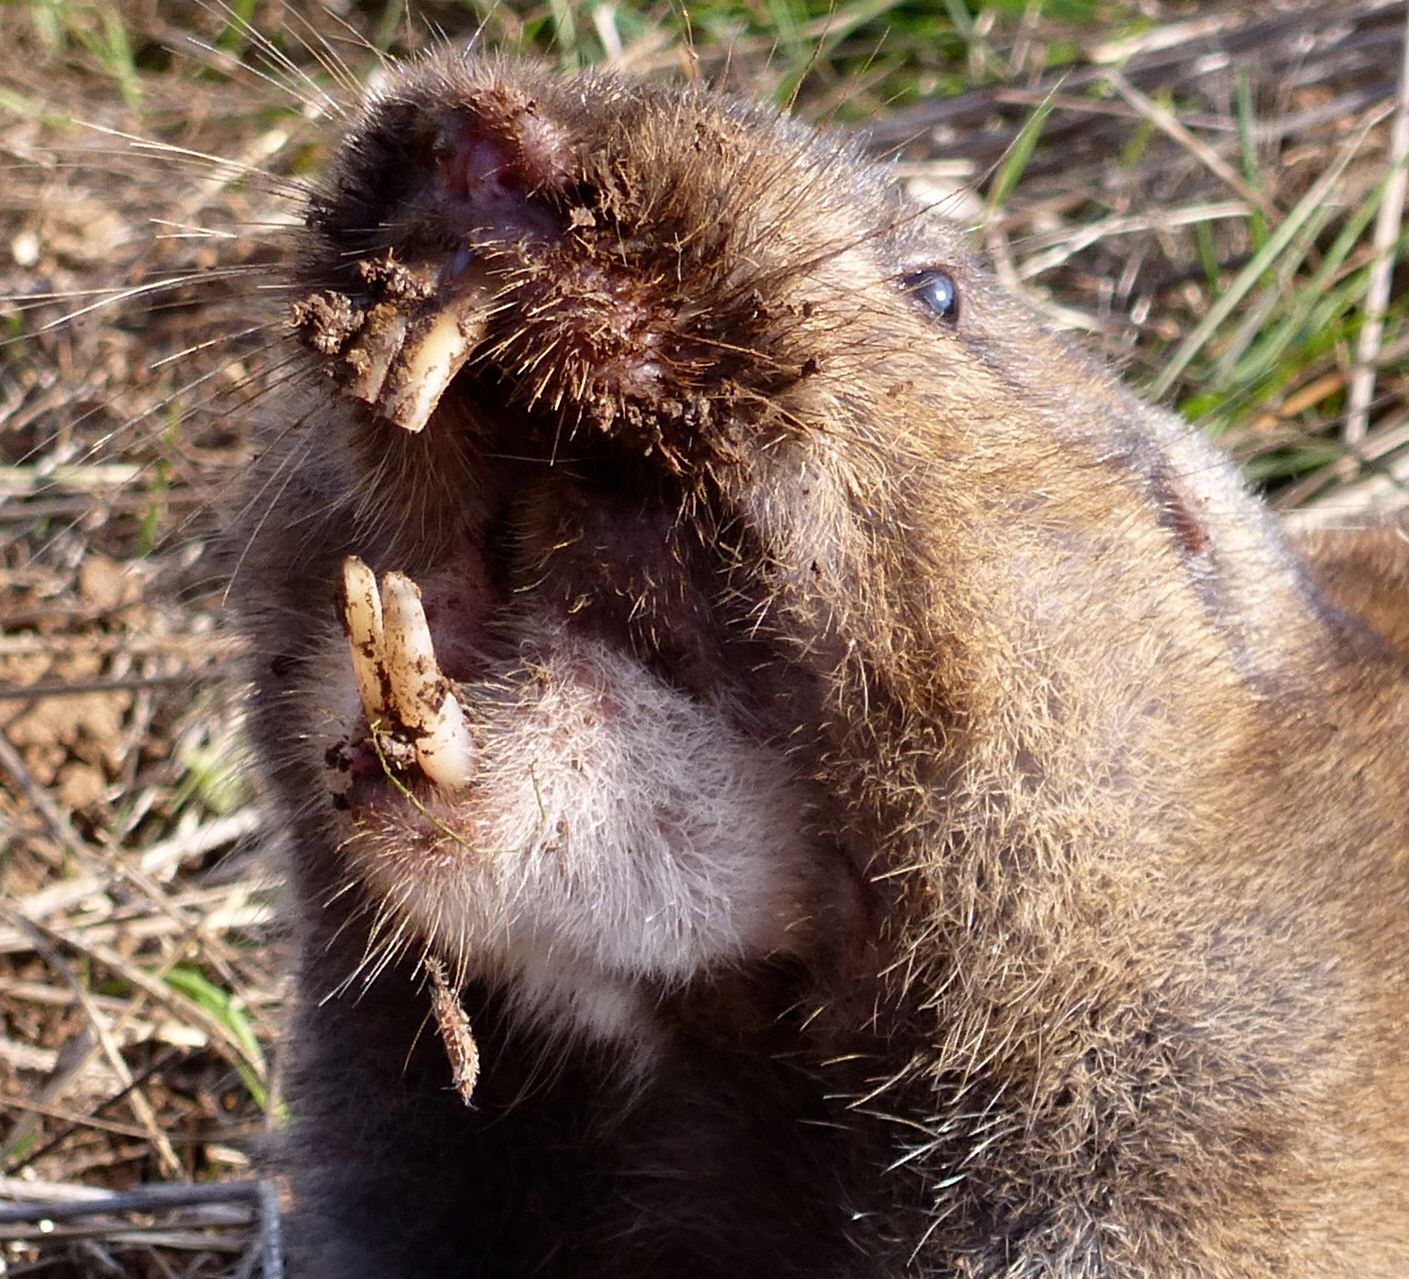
{"left": 163, "top": 965, "right": 270, "bottom": 1111}
{"left": 90, "top": 0, "right": 1156, "bottom": 114}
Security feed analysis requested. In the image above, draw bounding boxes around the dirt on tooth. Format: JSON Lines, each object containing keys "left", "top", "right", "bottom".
{"left": 339, "top": 556, "right": 387, "bottom": 721}
{"left": 379, "top": 304, "right": 489, "bottom": 434}
{"left": 343, "top": 305, "right": 407, "bottom": 405}
{"left": 379, "top": 571, "right": 476, "bottom": 789}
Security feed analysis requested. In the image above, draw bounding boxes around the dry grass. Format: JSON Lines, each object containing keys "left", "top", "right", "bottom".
{"left": 0, "top": 1, "right": 1405, "bottom": 1274}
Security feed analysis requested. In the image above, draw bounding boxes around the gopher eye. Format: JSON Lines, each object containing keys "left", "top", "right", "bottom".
{"left": 902, "top": 269, "right": 960, "bottom": 323}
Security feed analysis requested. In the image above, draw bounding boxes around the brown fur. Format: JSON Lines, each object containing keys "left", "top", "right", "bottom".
{"left": 235, "top": 51, "right": 1409, "bottom": 1277}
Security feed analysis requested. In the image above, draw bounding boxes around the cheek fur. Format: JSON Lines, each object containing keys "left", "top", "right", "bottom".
{"left": 315, "top": 623, "right": 825, "bottom": 1041}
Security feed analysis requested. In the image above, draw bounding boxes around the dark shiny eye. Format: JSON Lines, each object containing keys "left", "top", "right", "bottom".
{"left": 903, "top": 269, "right": 960, "bottom": 322}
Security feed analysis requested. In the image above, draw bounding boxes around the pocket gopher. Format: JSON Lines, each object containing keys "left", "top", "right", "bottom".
{"left": 233, "top": 50, "right": 1409, "bottom": 1278}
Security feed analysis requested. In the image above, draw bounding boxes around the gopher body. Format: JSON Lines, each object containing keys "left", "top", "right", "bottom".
{"left": 234, "top": 50, "right": 1409, "bottom": 1278}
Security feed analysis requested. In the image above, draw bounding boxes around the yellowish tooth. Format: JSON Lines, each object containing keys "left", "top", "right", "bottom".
{"left": 343, "top": 303, "right": 407, "bottom": 405}
{"left": 339, "top": 556, "right": 386, "bottom": 721}
{"left": 377, "top": 299, "right": 490, "bottom": 435}
{"left": 380, "top": 571, "right": 476, "bottom": 789}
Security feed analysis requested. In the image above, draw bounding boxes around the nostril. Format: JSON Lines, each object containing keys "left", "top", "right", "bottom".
{"left": 433, "top": 109, "right": 569, "bottom": 243}
{"left": 438, "top": 134, "right": 518, "bottom": 200}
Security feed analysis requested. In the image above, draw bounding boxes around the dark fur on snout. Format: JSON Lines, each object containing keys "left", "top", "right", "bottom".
{"left": 235, "top": 50, "right": 1409, "bottom": 1278}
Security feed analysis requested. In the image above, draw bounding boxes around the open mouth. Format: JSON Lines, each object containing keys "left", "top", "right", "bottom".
{"left": 291, "top": 94, "right": 755, "bottom": 810}
{"left": 310, "top": 349, "right": 718, "bottom": 815}
{"left": 275, "top": 71, "right": 868, "bottom": 1041}
{"left": 318, "top": 452, "right": 709, "bottom": 819}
